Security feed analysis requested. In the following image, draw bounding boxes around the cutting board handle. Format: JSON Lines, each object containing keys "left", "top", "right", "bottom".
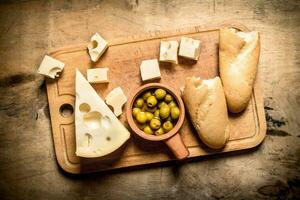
{"left": 164, "top": 133, "right": 189, "bottom": 160}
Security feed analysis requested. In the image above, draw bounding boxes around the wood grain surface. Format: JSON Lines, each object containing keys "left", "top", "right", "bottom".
{"left": 0, "top": 0, "right": 299, "bottom": 199}
{"left": 47, "top": 24, "right": 266, "bottom": 174}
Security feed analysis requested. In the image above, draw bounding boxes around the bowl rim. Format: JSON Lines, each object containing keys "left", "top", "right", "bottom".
{"left": 126, "top": 83, "right": 185, "bottom": 141}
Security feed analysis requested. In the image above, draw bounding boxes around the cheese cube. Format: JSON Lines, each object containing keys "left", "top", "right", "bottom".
{"left": 87, "top": 33, "right": 108, "bottom": 62}
{"left": 159, "top": 41, "right": 179, "bottom": 64}
{"left": 179, "top": 37, "right": 201, "bottom": 60}
{"left": 37, "top": 55, "right": 65, "bottom": 79}
{"left": 105, "top": 87, "right": 127, "bottom": 117}
{"left": 87, "top": 68, "right": 109, "bottom": 83}
{"left": 140, "top": 59, "right": 161, "bottom": 82}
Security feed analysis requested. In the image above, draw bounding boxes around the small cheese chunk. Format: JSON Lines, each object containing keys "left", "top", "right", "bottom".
{"left": 75, "top": 70, "right": 130, "bottom": 158}
{"left": 37, "top": 55, "right": 65, "bottom": 79}
{"left": 140, "top": 59, "right": 161, "bottom": 82}
{"left": 87, "top": 68, "right": 109, "bottom": 83}
{"left": 159, "top": 41, "right": 179, "bottom": 64}
{"left": 87, "top": 33, "right": 108, "bottom": 62}
{"left": 179, "top": 37, "right": 201, "bottom": 60}
{"left": 105, "top": 87, "right": 127, "bottom": 117}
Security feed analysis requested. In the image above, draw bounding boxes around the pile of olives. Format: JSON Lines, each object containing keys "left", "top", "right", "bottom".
{"left": 132, "top": 88, "right": 180, "bottom": 135}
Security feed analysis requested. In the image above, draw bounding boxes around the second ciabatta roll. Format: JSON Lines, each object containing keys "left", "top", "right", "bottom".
{"left": 182, "top": 76, "right": 230, "bottom": 149}
{"left": 219, "top": 28, "right": 260, "bottom": 113}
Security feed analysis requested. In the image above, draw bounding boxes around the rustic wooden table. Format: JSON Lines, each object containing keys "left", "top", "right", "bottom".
{"left": 0, "top": 0, "right": 299, "bottom": 199}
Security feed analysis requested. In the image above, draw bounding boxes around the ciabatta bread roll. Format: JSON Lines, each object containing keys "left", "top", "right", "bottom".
{"left": 182, "top": 76, "right": 230, "bottom": 149}
{"left": 219, "top": 28, "right": 260, "bottom": 113}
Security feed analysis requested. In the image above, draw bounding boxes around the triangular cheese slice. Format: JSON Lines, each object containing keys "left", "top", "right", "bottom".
{"left": 75, "top": 69, "right": 130, "bottom": 158}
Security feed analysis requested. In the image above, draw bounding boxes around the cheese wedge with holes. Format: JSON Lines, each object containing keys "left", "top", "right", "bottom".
{"left": 105, "top": 87, "right": 127, "bottom": 117}
{"left": 37, "top": 55, "right": 65, "bottom": 79}
{"left": 87, "top": 33, "right": 108, "bottom": 62}
{"left": 75, "top": 69, "right": 130, "bottom": 158}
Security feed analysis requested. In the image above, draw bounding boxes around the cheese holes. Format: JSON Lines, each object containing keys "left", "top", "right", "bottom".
{"left": 84, "top": 133, "right": 93, "bottom": 147}
{"left": 59, "top": 103, "right": 74, "bottom": 117}
{"left": 83, "top": 111, "right": 102, "bottom": 129}
{"left": 79, "top": 103, "right": 91, "bottom": 113}
{"left": 106, "top": 137, "right": 111, "bottom": 141}
{"left": 49, "top": 67, "right": 63, "bottom": 78}
{"left": 91, "top": 40, "right": 98, "bottom": 49}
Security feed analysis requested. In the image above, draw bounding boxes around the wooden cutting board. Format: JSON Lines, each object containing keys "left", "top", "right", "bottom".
{"left": 46, "top": 22, "right": 266, "bottom": 174}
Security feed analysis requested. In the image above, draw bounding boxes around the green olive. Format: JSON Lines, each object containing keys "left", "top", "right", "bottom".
{"left": 143, "top": 125, "right": 154, "bottom": 134}
{"left": 154, "top": 89, "right": 167, "bottom": 100}
{"left": 163, "top": 121, "right": 174, "bottom": 132}
{"left": 136, "top": 112, "right": 147, "bottom": 124}
{"left": 159, "top": 105, "right": 170, "bottom": 119}
{"left": 147, "top": 95, "right": 157, "bottom": 107}
{"left": 171, "top": 107, "right": 180, "bottom": 120}
{"left": 158, "top": 101, "right": 167, "bottom": 108}
{"left": 150, "top": 118, "right": 161, "bottom": 130}
{"left": 134, "top": 98, "right": 144, "bottom": 108}
{"left": 168, "top": 101, "right": 177, "bottom": 109}
{"left": 154, "top": 127, "right": 164, "bottom": 136}
{"left": 154, "top": 110, "right": 160, "bottom": 119}
{"left": 164, "top": 94, "right": 173, "bottom": 103}
{"left": 145, "top": 105, "right": 157, "bottom": 113}
{"left": 145, "top": 112, "right": 154, "bottom": 121}
{"left": 142, "top": 91, "right": 152, "bottom": 100}
{"left": 132, "top": 107, "right": 141, "bottom": 117}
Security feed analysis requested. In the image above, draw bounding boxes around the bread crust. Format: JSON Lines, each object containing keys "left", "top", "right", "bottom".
{"left": 219, "top": 28, "right": 260, "bottom": 113}
{"left": 182, "top": 76, "right": 230, "bottom": 149}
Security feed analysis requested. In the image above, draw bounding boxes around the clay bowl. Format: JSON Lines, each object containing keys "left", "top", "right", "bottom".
{"left": 126, "top": 83, "right": 189, "bottom": 160}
